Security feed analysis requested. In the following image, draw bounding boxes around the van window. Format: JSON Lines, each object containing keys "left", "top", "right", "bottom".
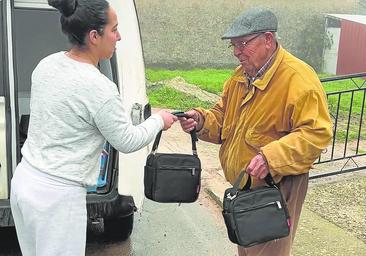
{"left": 13, "top": 8, "right": 69, "bottom": 117}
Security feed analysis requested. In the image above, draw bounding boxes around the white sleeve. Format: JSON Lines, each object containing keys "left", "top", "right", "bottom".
{"left": 94, "top": 96, "right": 164, "bottom": 153}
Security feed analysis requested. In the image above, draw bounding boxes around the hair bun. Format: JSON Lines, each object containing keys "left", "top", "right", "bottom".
{"left": 48, "top": 0, "right": 77, "bottom": 17}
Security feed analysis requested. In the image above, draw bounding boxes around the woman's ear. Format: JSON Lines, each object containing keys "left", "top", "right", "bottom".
{"left": 88, "top": 30, "right": 99, "bottom": 45}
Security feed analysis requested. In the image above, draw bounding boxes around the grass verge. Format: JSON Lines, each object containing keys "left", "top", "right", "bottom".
{"left": 146, "top": 68, "right": 233, "bottom": 94}
{"left": 147, "top": 85, "right": 213, "bottom": 110}
{"left": 146, "top": 68, "right": 366, "bottom": 140}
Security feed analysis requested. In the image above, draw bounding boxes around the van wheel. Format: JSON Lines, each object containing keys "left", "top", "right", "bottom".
{"left": 104, "top": 214, "right": 134, "bottom": 241}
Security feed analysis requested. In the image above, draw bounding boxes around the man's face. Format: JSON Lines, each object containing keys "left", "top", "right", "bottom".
{"left": 230, "top": 32, "right": 272, "bottom": 77}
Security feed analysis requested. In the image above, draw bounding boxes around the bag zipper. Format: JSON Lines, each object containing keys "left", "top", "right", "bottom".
{"left": 159, "top": 167, "right": 197, "bottom": 176}
{"left": 234, "top": 201, "right": 283, "bottom": 213}
{"left": 232, "top": 200, "right": 292, "bottom": 228}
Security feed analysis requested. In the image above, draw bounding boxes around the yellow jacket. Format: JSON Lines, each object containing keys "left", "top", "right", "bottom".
{"left": 196, "top": 46, "right": 333, "bottom": 186}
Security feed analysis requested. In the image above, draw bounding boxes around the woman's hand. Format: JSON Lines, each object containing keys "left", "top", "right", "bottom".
{"left": 157, "top": 110, "right": 178, "bottom": 130}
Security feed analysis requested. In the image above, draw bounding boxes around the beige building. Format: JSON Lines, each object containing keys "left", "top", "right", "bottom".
{"left": 135, "top": 0, "right": 365, "bottom": 72}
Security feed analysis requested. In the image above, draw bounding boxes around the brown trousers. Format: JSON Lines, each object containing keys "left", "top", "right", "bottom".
{"left": 238, "top": 173, "right": 309, "bottom": 256}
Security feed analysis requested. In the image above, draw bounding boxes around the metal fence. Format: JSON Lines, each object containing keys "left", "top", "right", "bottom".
{"left": 311, "top": 72, "right": 366, "bottom": 179}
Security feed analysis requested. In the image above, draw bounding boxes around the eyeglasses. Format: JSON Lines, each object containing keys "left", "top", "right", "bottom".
{"left": 228, "top": 33, "right": 263, "bottom": 50}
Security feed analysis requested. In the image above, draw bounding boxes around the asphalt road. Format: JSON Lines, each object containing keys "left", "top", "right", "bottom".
{"left": 0, "top": 194, "right": 237, "bottom": 256}
{"left": 122, "top": 197, "right": 237, "bottom": 256}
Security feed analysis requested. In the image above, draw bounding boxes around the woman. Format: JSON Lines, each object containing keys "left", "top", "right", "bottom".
{"left": 10, "top": 0, "right": 177, "bottom": 255}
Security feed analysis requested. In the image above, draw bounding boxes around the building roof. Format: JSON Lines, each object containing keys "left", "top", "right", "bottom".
{"left": 326, "top": 14, "right": 366, "bottom": 25}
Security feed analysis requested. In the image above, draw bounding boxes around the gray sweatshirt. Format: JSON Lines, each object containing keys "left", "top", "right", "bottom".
{"left": 21, "top": 52, "right": 163, "bottom": 186}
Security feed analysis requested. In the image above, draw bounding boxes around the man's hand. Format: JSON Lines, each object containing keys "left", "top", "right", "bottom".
{"left": 246, "top": 154, "right": 269, "bottom": 180}
{"left": 178, "top": 110, "right": 202, "bottom": 133}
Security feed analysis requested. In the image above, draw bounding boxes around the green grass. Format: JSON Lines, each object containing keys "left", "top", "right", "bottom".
{"left": 324, "top": 82, "right": 366, "bottom": 114}
{"left": 147, "top": 69, "right": 366, "bottom": 95}
{"left": 146, "top": 68, "right": 233, "bottom": 94}
{"left": 319, "top": 73, "right": 366, "bottom": 114}
{"left": 147, "top": 85, "right": 213, "bottom": 110}
{"left": 147, "top": 69, "right": 366, "bottom": 140}
{"left": 147, "top": 69, "right": 366, "bottom": 113}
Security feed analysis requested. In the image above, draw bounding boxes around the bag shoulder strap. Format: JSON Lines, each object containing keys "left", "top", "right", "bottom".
{"left": 151, "top": 129, "right": 198, "bottom": 156}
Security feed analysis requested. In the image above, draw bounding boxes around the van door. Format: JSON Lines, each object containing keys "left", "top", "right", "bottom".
{"left": 110, "top": 0, "right": 151, "bottom": 209}
{"left": 0, "top": 0, "right": 9, "bottom": 200}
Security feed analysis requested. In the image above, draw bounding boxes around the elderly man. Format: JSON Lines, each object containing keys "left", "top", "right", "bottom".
{"left": 179, "top": 7, "right": 333, "bottom": 256}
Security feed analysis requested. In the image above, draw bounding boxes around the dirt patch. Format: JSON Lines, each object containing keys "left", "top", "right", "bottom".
{"left": 148, "top": 77, "right": 220, "bottom": 104}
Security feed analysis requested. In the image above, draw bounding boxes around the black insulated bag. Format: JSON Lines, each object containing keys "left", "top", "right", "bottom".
{"left": 144, "top": 129, "right": 201, "bottom": 203}
{"left": 222, "top": 171, "right": 291, "bottom": 247}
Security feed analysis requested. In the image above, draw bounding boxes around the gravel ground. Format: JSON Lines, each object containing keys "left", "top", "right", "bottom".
{"left": 306, "top": 174, "right": 366, "bottom": 243}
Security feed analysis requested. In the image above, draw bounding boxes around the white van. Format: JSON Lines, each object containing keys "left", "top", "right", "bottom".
{"left": 0, "top": 0, "right": 150, "bottom": 240}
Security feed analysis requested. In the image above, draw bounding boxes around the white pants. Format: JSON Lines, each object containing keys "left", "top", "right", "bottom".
{"left": 10, "top": 159, "right": 87, "bottom": 256}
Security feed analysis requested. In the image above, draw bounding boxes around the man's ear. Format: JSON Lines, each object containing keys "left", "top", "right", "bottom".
{"left": 263, "top": 32, "right": 274, "bottom": 48}
{"left": 88, "top": 30, "right": 99, "bottom": 45}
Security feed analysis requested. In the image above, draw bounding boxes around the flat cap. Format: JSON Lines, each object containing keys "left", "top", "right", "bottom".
{"left": 222, "top": 7, "right": 277, "bottom": 39}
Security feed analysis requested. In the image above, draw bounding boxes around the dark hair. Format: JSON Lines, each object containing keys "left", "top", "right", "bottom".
{"left": 48, "top": 0, "right": 109, "bottom": 47}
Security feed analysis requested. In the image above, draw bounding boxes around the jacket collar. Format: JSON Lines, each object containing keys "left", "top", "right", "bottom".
{"left": 232, "top": 45, "right": 285, "bottom": 91}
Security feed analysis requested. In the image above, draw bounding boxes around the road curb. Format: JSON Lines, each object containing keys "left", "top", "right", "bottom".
{"left": 201, "top": 169, "right": 232, "bottom": 209}
{"left": 203, "top": 187, "right": 223, "bottom": 208}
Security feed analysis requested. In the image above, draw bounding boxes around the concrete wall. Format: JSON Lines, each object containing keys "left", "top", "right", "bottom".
{"left": 135, "top": 0, "right": 365, "bottom": 72}
{"left": 323, "top": 26, "right": 341, "bottom": 74}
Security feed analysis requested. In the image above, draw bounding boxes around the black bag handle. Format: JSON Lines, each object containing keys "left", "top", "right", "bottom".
{"left": 232, "top": 171, "right": 277, "bottom": 194}
{"left": 151, "top": 112, "right": 198, "bottom": 156}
